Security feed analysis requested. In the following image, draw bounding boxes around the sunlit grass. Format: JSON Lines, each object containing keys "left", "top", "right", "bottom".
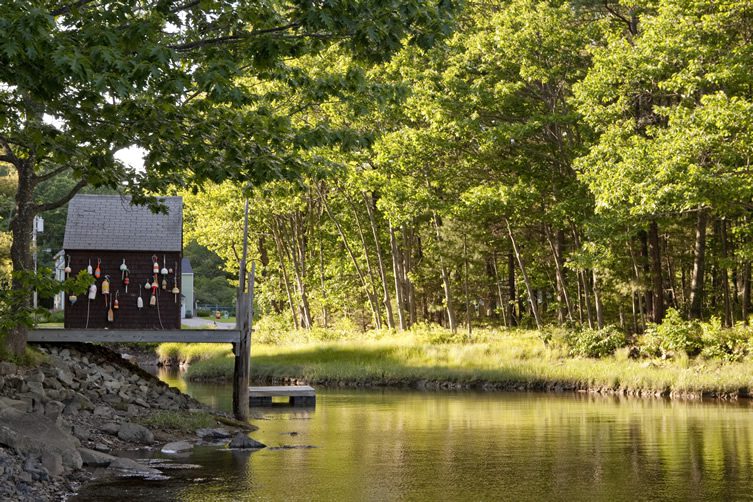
{"left": 174, "top": 326, "right": 753, "bottom": 395}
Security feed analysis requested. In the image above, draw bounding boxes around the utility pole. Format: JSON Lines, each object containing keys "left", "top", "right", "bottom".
{"left": 32, "top": 215, "right": 44, "bottom": 308}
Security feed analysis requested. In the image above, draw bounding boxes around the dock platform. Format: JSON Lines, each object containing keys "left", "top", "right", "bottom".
{"left": 249, "top": 385, "right": 316, "bottom": 407}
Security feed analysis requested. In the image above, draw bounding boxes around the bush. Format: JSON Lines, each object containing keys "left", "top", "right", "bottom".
{"left": 196, "top": 309, "right": 211, "bottom": 318}
{"left": 639, "top": 308, "right": 702, "bottom": 358}
{"left": 700, "top": 318, "right": 752, "bottom": 362}
{"left": 564, "top": 325, "right": 627, "bottom": 358}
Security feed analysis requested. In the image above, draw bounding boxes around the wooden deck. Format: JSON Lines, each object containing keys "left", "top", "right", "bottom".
{"left": 28, "top": 328, "right": 241, "bottom": 344}
{"left": 249, "top": 385, "right": 316, "bottom": 407}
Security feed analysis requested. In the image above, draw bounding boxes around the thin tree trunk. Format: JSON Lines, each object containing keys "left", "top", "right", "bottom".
{"left": 592, "top": 269, "right": 604, "bottom": 329}
{"left": 742, "top": 262, "right": 750, "bottom": 325}
{"left": 388, "top": 222, "right": 407, "bottom": 330}
{"left": 362, "top": 192, "right": 395, "bottom": 329}
{"left": 318, "top": 187, "right": 381, "bottom": 328}
{"left": 544, "top": 225, "right": 573, "bottom": 322}
{"left": 507, "top": 251, "right": 517, "bottom": 327}
{"left": 639, "top": 229, "right": 653, "bottom": 321}
{"left": 491, "top": 253, "right": 507, "bottom": 326}
{"left": 270, "top": 223, "right": 299, "bottom": 330}
{"left": 571, "top": 226, "right": 593, "bottom": 329}
{"left": 689, "top": 208, "right": 708, "bottom": 319}
{"left": 433, "top": 213, "right": 457, "bottom": 333}
{"left": 720, "top": 219, "right": 732, "bottom": 326}
{"left": 506, "top": 219, "right": 541, "bottom": 329}
{"left": 463, "top": 234, "right": 472, "bottom": 337}
{"left": 648, "top": 220, "right": 665, "bottom": 323}
{"left": 318, "top": 237, "right": 329, "bottom": 328}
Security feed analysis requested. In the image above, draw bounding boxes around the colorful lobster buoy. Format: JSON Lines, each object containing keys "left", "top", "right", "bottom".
{"left": 137, "top": 284, "right": 144, "bottom": 309}
{"left": 69, "top": 293, "right": 77, "bottom": 305}
{"left": 152, "top": 255, "right": 159, "bottom": 275}
{"left": 102, "top": 275, "right": 110, "bottom": 306}
{"left": 150, "top": 274, "right": 158, "bottom": 306}
{"left": 94, "top": 258, "right": 102, "bottom": 279}
{"left": 88, "top": 283, "right": 97, "bottom": 300}
{"left": 87, "top": 259, "right": 93, "bottom": 275}
{"left": 161, "top": 254, "right": 168, "bottom": 276}
{"left": 113, "top": 290, "right": 119, "bottom": 310}
{"left": 64, "top": 255, "right": 72, "bottom": 278}
{"left": 120, "top": 259, "right": 128, "bottom": 280}
{"left": 123, "top": 271, "right": 130, "bottom": 293}
{"left": 172, "top": 277, "right": 180, "bottom": 303}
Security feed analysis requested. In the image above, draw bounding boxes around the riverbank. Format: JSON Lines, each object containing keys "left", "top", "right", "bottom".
{"left": 0, "top": 343, "right": 260, "bottom": 501}
{"left": 176, "top": 327, "right": 753, "bottom": 400}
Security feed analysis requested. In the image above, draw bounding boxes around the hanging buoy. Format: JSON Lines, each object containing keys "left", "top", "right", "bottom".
{"left": 150, "top": 292, "right": 157, "bottom": 306}
{"left": 69, "top": 294, "right": 77, "bottom": 305}
{"left": 107, "top": 304, "right": 114, "bottom": 322}
{"left": 123, "top": 272, "right": 130, "bottom": 293}
{"left": 161, "top": 254, "right": 168, "bottom": 276}
{"left": 102, "top": 276, "right": 110, "bottom": 295}
{"left": 94, "top": 258, "right": 101, "bottom": 279}
{"left": 120, "top": 259, "right": 128, "bottom": 280}
{"left": 137, "top": 284, "right": 144, "bottom": 309}
{"left": 172, "top": 275, "right": 180, "bottom": 303}
{"left": 64, "top": 255, "right": 72, "bottom": 278}
{"left": 145, "top": 278, "right": 151, "bottom": 290}
{"left": 152, "top": 255, "right": 159, "bottom": 274}
{"left": 162, "top": 278, "right": 167, "bottom": 290}
{"left": 113, "top": 291, "right": 119, "bottom": 310}
{"left": 88, "top": 283, "right": 97, "bottom": 300}
{"left": 87, "top": 259, "right": 93, "bottom": 275}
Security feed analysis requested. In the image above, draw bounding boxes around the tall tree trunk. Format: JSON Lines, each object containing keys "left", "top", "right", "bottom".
{"left": 362, "top": 192, "right": 395, "bottom": 329}
{"left": 592, "top": 270, "right": 604, "bottom": 329}
{"left": 318, "top": 187, "right": 381, "bottom": 328}
{"left": 639, "top": 229, "right": 653, "bottom": 321}
{"left": 463, "top": 235, "right": 472, "bottom": 337}
{"left": 742, "top": 262, "right": 751, "bottom": 325}
{"left": 271, "top": 221, "right": 302, "bottom": 330}
{"left": 719, "top": 219, "right": 732, "bottom": 327}
{"left": 433, "top": 213, "right": 457, "bottom": 333}
{"left": 507, "top": 251, "right": 517, "bottom": 327}
{"left": 544, "top": 225, "right": 573, "bottom": 322}
{"left": 689, "top": 208, "right": 708, "bottom": 319}
{"left": 318, "top": 238, "right": 329, "bottom": 328}
{"left": 571, "top": 226, "right": 593, "bottom": 329}
{"left": 648, "top": 220, "right": 665, "bottom": 323}
{"left": 505, "top": 219, "right": 541, "bottom": 329}
{"left": 388, "top": 222, "right": 407, "bottom": 330}
{"left": 491, "top": 253, "right": 507, "bottom": 326}
{"left": 6, "top": 160, "right": 35, "bottom": 355}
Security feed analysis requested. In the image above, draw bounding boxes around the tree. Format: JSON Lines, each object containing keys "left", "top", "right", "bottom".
{"left": 0, "top": 0, "right": 458, "bottom": 354}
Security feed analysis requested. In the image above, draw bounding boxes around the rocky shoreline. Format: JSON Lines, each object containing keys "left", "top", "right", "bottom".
{"left": 0, "top": 343, "right": 263, "bottom": 501}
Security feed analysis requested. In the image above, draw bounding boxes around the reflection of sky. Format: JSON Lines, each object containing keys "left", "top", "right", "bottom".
{"left": 76, "top": 381, "right": 753, "bottom": 502}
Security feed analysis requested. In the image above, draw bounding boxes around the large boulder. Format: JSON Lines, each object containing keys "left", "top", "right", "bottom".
{"left": 78, "top": 448, "right": 116, "bottom": 467}
{"left": 0, "top": 407, "right": 82, "bottom": 471}
{"left": 117, "top": 422, "right": 154, "bottom": 444}
{"left": 107, "top": 457, "right": 162, "bottom": 478}
{"left": 228, "top": 432, "right": 266, "bottom": 449}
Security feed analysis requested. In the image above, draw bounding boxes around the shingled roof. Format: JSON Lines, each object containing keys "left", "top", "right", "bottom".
{"left": 63, "top": 195, "right": 182, "bottom": 252}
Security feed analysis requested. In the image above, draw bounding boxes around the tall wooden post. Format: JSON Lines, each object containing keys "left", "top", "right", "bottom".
{"left": 232, "top": 198, "right": 251, "bottom": 420}
{"left": 232, "top": 265, "right": 254, "bottom": 420}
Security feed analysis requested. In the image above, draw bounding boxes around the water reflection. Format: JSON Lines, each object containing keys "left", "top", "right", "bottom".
{"left": 75, "top": 371, "right": 753, "bottom": 501}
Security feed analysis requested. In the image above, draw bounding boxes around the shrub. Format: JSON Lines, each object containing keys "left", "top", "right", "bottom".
{"left": 700, "top": 318, "right": 752, "bottom": 362}
{"left": 564, "top": 325, "right": 627, "bottom": 358}
{"left": 639, "top": 308, "right": 702, "bottom": 358}
{"left": 196, "top": 309, "right": 211, "bottom": 318}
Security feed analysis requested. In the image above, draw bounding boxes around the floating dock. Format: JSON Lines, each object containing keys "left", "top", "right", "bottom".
{"left": 249, "top": 386, "right": 316, "bottom": 407}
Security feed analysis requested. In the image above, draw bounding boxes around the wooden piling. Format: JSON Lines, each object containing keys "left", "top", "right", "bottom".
{"left": 232, "top": 265, "right": 254, "bottom": 420}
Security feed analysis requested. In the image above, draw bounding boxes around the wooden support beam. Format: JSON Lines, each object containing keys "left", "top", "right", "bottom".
{"left": 28, "top": 328, "right": 240, "bottom": 344}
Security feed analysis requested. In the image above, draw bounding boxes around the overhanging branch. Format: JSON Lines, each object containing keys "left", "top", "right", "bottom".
{"left": 169, "top": 23, "right": 300, "bottom": 51}
{"left": 34, "top": 164, "right": 70, "bottom": 183}
{"left": 33, "top": 179, "right": 87, "bottom": 213}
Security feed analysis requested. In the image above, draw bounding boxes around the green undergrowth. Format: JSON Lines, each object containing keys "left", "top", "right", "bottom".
{"left": 170, "top": 320, "right": 753, "bottom": 396}
{"left": 156, "top": 342, "right": 232, "bottom": 365}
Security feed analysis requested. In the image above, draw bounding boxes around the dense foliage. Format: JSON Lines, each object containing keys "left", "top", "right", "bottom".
{"left": 186, "top": 0, "right": 753, "bottom": 345}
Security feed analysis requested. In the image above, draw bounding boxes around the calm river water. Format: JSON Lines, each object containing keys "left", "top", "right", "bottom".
{"left": 74, "top": 370, "right": 753, "bottom": 501}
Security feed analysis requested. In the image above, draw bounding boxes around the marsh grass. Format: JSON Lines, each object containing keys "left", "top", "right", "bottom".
{"left": 173, "top": 326, "right": 753, "bottom": 396}
{"left": 138, "top": 410, "right": 218, "bottom": 431}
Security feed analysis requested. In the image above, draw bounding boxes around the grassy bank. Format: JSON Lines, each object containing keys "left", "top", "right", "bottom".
{"left": 168, "top": 321, "right": 753, "bottom": 399}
